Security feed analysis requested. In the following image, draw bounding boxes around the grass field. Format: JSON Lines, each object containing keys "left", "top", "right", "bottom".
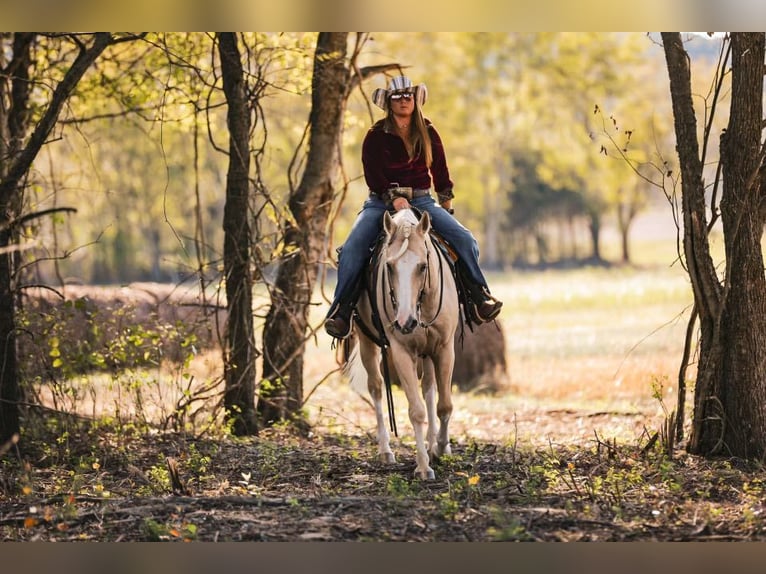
{"left": 27, "top": 210, "right": 700, "bottom": 451}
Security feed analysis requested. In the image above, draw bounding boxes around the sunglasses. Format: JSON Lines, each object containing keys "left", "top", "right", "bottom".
{"left": 389, "top": 91, "right": 414, "bottom": 101}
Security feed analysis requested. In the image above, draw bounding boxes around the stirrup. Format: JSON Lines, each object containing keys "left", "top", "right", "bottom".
{"left": 324, "top": 311, "right": 354, "bottom": 339}
{"left": 469, "top": 297, "right": 502, "bottom": 324}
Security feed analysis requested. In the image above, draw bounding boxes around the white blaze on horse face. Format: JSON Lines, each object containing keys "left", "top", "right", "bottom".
{"left": 385, "top": 211, "right": 428, "bottom": 334}
{"left": 390, "top": 250, "right": 421, "bottom": 329}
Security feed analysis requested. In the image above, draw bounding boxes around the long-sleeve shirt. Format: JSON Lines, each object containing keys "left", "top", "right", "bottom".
{"left": 361, "top": 118, "right": 454, "bottom": 202}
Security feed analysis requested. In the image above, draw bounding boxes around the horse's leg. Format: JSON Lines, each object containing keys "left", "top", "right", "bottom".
{"left": 433, "top": 344, "right": 455, "bottom": 457}
{"left": 391, "top": 349, "right": 434, "bottom": 480}
{"left": 421, "top": 357, "right": 438, "bottom": 459}
{"left": 359, "top": 336, "right": 395, "bottom": 464}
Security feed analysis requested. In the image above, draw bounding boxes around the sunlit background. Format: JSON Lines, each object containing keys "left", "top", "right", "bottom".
{"left": 3, "top": 31, "right": 733, "bottom": 438}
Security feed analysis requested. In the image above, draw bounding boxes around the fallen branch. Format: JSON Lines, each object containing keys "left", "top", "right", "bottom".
{"left": 0, "top": 494, "right": 397, "bottom": 527}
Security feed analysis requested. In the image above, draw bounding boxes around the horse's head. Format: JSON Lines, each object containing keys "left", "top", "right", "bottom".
{"left": 382, "top": 209, "right": 431, "bottom": 334}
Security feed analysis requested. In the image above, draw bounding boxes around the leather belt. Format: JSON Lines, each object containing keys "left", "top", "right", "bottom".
{"left": 373, "top": 186, "right": 431, "bottom": 201}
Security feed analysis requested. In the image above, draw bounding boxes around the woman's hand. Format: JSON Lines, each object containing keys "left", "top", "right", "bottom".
{"left": 392, "top": 196, "right": 410, "bottom": 211}
{"left": 441, "top": 199, "right": 454, "bottom": 214}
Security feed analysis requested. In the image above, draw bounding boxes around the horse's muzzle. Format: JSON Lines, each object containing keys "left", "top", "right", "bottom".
{"left": 396, "top": 316, "right": 419, "bottom": 334}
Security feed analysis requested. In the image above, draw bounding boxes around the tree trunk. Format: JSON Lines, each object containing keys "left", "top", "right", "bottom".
{"left": 711, "top": 33, "right": 766, "bottom": 457}
{"left": 482, "top": 168, "right": 501, "bottom": 269}
{"left": 663, "top": 32, "right": 724, "bottom": 454}
{"left": 258, "top": 33, "right": 351, "bottom": 427}
{"left": 663, "top": 32, "right": 766, "bottom": 458}
{"left": 0, "top": 33, "right": 33, "bottom": 445}
{"left": 617, "top": 202, "right": 636, "bottom": 264}
{"left": 218, "top": 32, "right": 258, "bottom": 436}
{"left": 568, "top": 215, "right": 578, "bottom": 260}
{"left": 0, "top": 221, "right": 20, "bottom": 444}
{"left": 619, "top": 226, "right": 630, "bottom": 264}
{"left": 587, "top": 211, "right": 602, "bottom": 262}
{"left": 0, "top": 33, "right": 112, "bottom": 444}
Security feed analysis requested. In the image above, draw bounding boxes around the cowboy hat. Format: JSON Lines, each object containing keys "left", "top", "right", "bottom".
{"left": 371, "top": 76, "right": 428, "bottom": 111}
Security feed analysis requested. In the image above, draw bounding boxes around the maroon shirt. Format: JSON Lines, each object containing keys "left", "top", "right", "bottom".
{"left": 362, "top": 118, "right": 454, "bottom": 202}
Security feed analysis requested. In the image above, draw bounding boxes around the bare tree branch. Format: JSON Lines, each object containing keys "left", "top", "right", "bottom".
{"left": 0, "top": 33, "right": 114, "bottom": 198}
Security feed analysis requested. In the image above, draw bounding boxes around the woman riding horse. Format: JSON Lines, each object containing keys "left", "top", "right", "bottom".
{"left": 324, "top": 75, "right": 503, "bottom": 339}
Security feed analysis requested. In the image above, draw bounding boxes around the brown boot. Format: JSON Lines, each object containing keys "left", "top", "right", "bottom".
{"left": 476, "top": 297, "right": 503, "bottom": 322}
{"left": 467, "top": 284, "right": 503, "bottom": 323}
{"left": 324, "top": 305, "right": 353, "bottom": 339}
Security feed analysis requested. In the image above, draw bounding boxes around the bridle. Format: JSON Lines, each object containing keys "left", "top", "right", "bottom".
{"left": 354, "top": 214, "right": 448, "bottom": 438}
{"left": 381, "top": 225, "right": 446, "bottom": 331}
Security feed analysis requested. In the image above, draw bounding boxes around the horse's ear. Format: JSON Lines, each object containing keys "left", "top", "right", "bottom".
{"left": 383, "top": 210, "right": 394, "bottom": 235}
{"left": 418, "top": 210, "right": 431, "bottom": 235}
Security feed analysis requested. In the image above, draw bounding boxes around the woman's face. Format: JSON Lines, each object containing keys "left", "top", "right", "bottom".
{"left": 389, "top": 90, "right": 415, "bottom": 116}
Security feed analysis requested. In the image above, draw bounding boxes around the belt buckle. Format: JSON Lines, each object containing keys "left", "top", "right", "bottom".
{"left": 388, "top": 184, "right": 413, "bottom": 201}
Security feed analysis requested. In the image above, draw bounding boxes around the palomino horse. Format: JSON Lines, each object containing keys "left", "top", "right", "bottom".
{"left": 348, "top": 208, "right": 459, "bottom": 479}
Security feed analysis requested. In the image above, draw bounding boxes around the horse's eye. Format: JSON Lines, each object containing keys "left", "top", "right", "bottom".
{"left": 419, "top": 263, "right": 428, "bottom": 273}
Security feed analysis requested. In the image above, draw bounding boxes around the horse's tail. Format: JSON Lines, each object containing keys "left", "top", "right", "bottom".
{"left": 343, "top": 333, "right": 369, "bottom": 397}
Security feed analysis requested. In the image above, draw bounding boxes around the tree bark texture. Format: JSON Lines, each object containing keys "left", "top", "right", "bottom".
{"left": 663, "top": 32, "right": 766, "bottom": 458}
{"left": 715, "top": 32, "right": 766, "bottom": 457}
{"left": 258, "top": 33, "right": 350, "bottom": 426}
{"left": 0, "top": 33, "right": 112, "bottom": 444}
{"left": 218, "top": 33, "right": 258, "bottom": 436}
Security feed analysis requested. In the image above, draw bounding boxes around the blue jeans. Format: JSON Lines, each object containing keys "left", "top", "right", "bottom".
{"left": 328, "top": 192, "right": 490, "bottom": 316}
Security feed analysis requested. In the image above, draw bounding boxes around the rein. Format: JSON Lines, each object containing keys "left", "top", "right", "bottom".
{"left": 418, "top": 236, "right": 446, "bottom": 328}
{"left": 381, "top": 232, "right": 447, "bottom": 330}
{"left": 358, "top": 212, "right": 450, "bottom": 439}
{"left": 374, "top": 223, "right": 447, "bottom": 437}
{"left": 357, "top": 244, "right": 398, "bottom": 437}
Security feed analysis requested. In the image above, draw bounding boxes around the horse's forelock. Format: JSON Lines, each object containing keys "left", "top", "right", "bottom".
{"left": 394, "top": 209, "right": 419, "bottom": 226}
{"left": 389, "top": 237, "right": 409, "bottom": 261}
{"left": 388, "top": 211, "right": 420, "bottom": 240}
{"left": 386, "top": 210, "right": 427, "bottom": 262}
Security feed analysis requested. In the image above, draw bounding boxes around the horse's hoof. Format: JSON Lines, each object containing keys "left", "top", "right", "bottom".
{"left": 430, "top": 444, "right": 451, "bottom": 461}
{"left": 379, "top": 452, "right": 396, "bottom": 464}
{"left": 415, "top": 467, "right": 435, "bottom": 480}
